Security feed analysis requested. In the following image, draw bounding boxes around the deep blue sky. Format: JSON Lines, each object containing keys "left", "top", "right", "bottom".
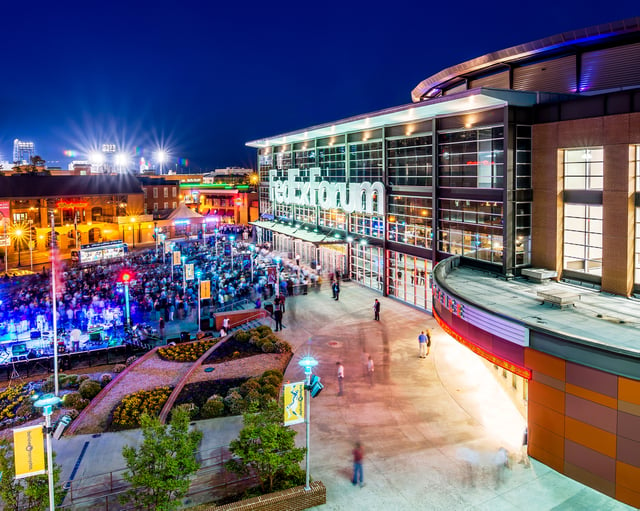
{"left": 0, "top": 1, "right": 637, "bottom": 171}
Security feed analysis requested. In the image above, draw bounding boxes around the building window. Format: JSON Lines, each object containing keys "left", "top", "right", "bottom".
{"left": 164, "top": 188, "right": 169, "bottom": 198}
{"left": 564, "top": 204, "right": 603, "bottom": 275}
{"left": 293, "top": 148, "right": 316, "bottom": 170}
{"left": 318, "top": 144, "right": 346, "bottom": 183}
{"left": 153, "top": 187, "right": 158, "bottom": 199}
{"left": 153, "top": 203, "right": 158, "bottom": 212}
{"left": 164, "top": 202, "right": 169, "bottom": 210}
{"left": 387, "top": 196, "right": 432, "bottom": 249}
{"left": 172, "top": 188, "right": 177, "bottom": 197}
{"left": 172, "top": 202, "right": 177, "bottom": 209}
{"left": 438, "top": 199, "right": 503, "bottom": 263}
{"left": 350, "top": 212, "right": 384, "bottom": 238}
{"left": 349, "top": 141, "right": 383, "bottom": 183}
{"left": 319, "top": 209, "right": 346, "bottom": 230}
{"left": 387, "top": 135, "right": 433, "bottom": 187}
{"left": 387, "top": 250, "right": 431, "bottom": 309}
{"left": 294, "top": 205, "right": 317, "bottom": 225}
{"left": 438, "top": 127, "right": 504, "bottom": 189}
{"left": 564, "top": 147, "right": 603, "bottom": 190}
{"left": 350, "top": 243, "right": 383, "bottom": 291}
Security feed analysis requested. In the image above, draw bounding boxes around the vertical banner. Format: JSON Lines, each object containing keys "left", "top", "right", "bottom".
{"left": 172, "top": 250, "right": 181, "bottom": 266}
{"left": 0, "top": 200, "right": 9, "bottom": 247}
{"left": 185, "top": 263, "right": 194, "bottom": 281}
{"left": 283, "top": 382, "right": 305, "bottom": 426}
{"left": 165, "top": 241, "right": 171, "bottom": 254}
{"left": 267, "top": 266, "right": 277, "bottom": 285}
{"left": 13, "top": 425, "right": 45, "bottom": 479}
{"left": 200, "top": 280, "right": 211, "bottom": 299}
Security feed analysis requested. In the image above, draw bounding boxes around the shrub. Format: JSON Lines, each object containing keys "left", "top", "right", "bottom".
{"left": 260, "top": 384, "right": 279, "bottom": 400}
{"left": 224, "top": 390, "right": 245, "bottom": 415}
{"left": 239, "top": 379, "right": 260, "bottom": 397}
{"left": 78, "top": 379, "right": 102, "bottom": 400}
{"left": 274, "top": 341, "right": 291, "bottom": 353}
{"left": 113, "top": 364, "right": 127, "bottom": 374}
{"left": 41, "top": 378, "right": 54, "bottom": 393}
{"left": 255, "top": 325, "right": 272, "bottom": 335}
{"left": 66, "top": 374, "right": 79, "bottom": 387}
{"left": 125, "top": 356, "right": 138, "bottom": 367}
{"left": 234, "top": 331, "right": 251, "bottom": 343}
{"left": 16, "top": 400, "right": 34, "bottom": 419}
{"left": 173, "top": 403, "right": 198, "bottom": 420}
{"left": 201, "top": 395, "right": 225, "bottom": 419}
{"left": 157, "top": 339, "right": 217, "bottom": 362}
{"left": 260, "top": 373, "right": 283, "bottom": 388}
{"left": 100, "top": 374, "right": 113, "bottom": 387}
{"left": 248, "top": 335, "right": 261, "bottom": 346}
{"left": 260, "top": 342, "right": 275, "bottom": 353}
{"left": 63, "top": 392, "right": 89, "bottom": 411}
{"left": 262, "top": 369, "right": 283, "bottom": 381}
{"left": 78, "top": 375, "right": 90, "bottom": 383}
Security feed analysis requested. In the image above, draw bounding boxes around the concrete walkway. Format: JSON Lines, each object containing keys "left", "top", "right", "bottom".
{"left": 53, "top": 281, "right": 634, "bottom": 510}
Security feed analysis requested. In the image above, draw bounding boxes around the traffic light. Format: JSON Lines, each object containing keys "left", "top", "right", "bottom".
{"left": 119, "top": 269, "right": 135, "bottom": 283}
{"left": 306, "top": 374, "right": 324, "bottom": 398}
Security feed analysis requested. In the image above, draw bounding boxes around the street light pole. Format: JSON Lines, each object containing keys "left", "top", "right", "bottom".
{"left": 196, "top": 269, "right": 202, "bottom": 331}
{"left": 50, "top": 211, "right": 59, "bottom": 397}
{"left": 249, "top": 244, "right": 255, "bottom": 284}
{"left": 274, "top": 257, "right": 281, "bottom": 298}
{"left": 29, "top": 220, "right": 33, "bottom": 271}
{"left": 298, "top": 355, "right": 318, "bottom": 491}
{"left": 181, "top": 255, "right": 186, "bottom": 295}
{"left": 229, "top": 235, "right": 235, "bottom": 270}
{"left": 33, "top": 394, "right": 62, "bottom": 511}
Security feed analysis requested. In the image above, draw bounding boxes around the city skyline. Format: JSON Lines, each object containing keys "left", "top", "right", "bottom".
{"left": 0, "top": 1, "right": 637, "bottom": 171}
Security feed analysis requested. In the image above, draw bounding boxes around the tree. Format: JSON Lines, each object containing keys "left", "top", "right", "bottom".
{"left": 0, "top": 438, "right": 63, "bottom": 511}
{"left": 121, "top": 407, "right": 203, "bottom": 511}
{"left": 226, "top": 401, "right": 306, "bottom": 494}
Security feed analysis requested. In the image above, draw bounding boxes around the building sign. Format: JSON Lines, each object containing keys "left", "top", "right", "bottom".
{"left": 268, "top": 167, "right": 384, "bottom": 215}
{"left": 13, "top": 425, "right": 45, "bottom": 479}
{"left": 283, "top": 382, "right": 305, "bottom": 426}
{"left": 56, "top": 201, "right": 89, "bottom": 209}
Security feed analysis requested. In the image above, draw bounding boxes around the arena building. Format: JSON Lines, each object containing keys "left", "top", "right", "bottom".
{"left": 247, "top": 17, "right": 640, "bottom": 507}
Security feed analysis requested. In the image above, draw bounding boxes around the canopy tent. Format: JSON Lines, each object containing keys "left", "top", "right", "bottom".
{"left": 167, "top": 203, "right": 204, "bottom": 222}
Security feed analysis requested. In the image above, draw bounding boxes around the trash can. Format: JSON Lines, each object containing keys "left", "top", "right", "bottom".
{"left": 180, "top": 331, "right": 191, "bottom": 343}
{"left": 264, "top": 302, "right": 274, "bottom": 315}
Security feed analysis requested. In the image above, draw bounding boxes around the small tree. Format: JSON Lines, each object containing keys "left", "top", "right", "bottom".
{"left": 226, "top": 401, "right": 306, "bottom": 494}
{"left": 0, "top": 438, "right": 63, "bottom": 511}
{"left": 121, "top": 407, "right": 202, "bottom": 511}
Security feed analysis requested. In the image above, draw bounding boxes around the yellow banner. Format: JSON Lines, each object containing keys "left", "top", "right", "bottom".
{"left": 200, "top": 280, "right": 211, "bottom": 299}
{"left": 283, "top": 382, "right": 305, "bottom": 426}
{"left": 13, "top": 425, "right": 45, "bottom": 479}
{"left": 172, "top": 250, "right": 181, "bottom": 266}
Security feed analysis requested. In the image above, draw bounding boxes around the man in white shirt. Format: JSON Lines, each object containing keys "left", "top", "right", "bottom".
{"left": 336, "top": 361, "right": 345, "bottom": 396}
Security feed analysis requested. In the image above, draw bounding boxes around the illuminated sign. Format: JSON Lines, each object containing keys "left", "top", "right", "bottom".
{"left": 434, "top": 310, "right": 531, "bottom": 379}
{"left": 269, "top": 167, "right": 384, "bottom": 215}
{"left": 56, "top": 201, "right": 88, "bottom": 209}
{"left": 466, "top": 160, "right": 496, "bottom": 165}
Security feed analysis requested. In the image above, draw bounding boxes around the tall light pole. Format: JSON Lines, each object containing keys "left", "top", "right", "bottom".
{"left": 274, "top": 256, "right": 281, "bottom": 297}
{"left": 14, "top": 227, "right": 23, "bottom": 267}
{"left": 229, "top": 235, "right": 235, "bottom": 270}
{"left": 156, "top": 149, "right": 167, "bottom": 175}
{"left": 299, "top": 355, "right": 319, "bottom": 491}
{"left": 214, "top": 228, "right": 219, "bottom": 256}
{"left": 196, "top": 269, "right": 202, "bottom": 331}
{"left": 33, "top": 394, "right": 62, "bottom": 511}
{"left": 49, "top": 211, "right": 60, "bottom": 397}
{"left": 161, "top": 234, "right": 166, "bottom": 264}
{"left": 121, "top": 270, "right": 133, "bottom": 327}
{"left": 249, "top": 244, "right": 255, "bottom": 284}
{"left": 28, "top": 220, "right": 33, "bottom": 271}
{"left": 181, "top": 255, "right": 187, "bottom": 295}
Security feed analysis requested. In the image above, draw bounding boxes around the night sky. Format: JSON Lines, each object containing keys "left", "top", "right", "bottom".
{"left": 0, "top": 1, "right": 637, "bottom": 171}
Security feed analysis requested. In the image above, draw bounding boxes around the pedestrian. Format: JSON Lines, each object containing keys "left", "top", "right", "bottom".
{"left": 367, "top": 355, "right": 374, "bottom": 386}
{"left": 361, "top": 350, "right": 369, "bottom": 377}
{"left": 418, "top": 331, "right": 428, "bottom": 358}
{"left": 334, "top": 281, "right": 340, "bottom": 301}
{"left": 351, "top": 442, "right": 364, "bottom": 487}
{"left": 336, "top": 361, "right": 344, "bottom": 396}
{"left": 425, "top": 328, "right": 432, "bottom": 356}
{"left": 519, "top": 427, "right": 531, "bottom": 467}
{"left": 159, "top": 317, "right": 165, "bottom": 340}
{"left": 274, "top": 301, "right": 283, "bottom": 331}
{"left": 223, "top": 317, "right": 230, "bottom": 331}
{"left": 373, "top": 299, "right": 380, "bottom": 320}
{"left": 331, "top": 281, "right": 337, "bottom": 299}
{"left": 494, "top": 447, "right": 510, "bottom": 487}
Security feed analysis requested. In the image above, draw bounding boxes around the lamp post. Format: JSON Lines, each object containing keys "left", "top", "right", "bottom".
{"left": 33, "top": 393, "right": 62, "bottom": 511}
{"left": 196, "top": 269, "right": 202, "bottom": 331}
{"left": 14, "top": 228, "right": 23, "bottom": 267}
{"left": 298, "top": 355, "right": 318, "bottom": 491}
{"left": 121, "top": 271, "right": 133, "bottom": 327}
{"left": 161, "top": 234, "right": 166, "bottom": 264}
{"left": 49, "top": 211, "right": 59, "bottom": 396}
{"left": 229, "top": 235, "right": 235, "bottom": 270}
{"left": 181, "top": 255, "right": 186, "bottom": 295}
{"left": 274, "top": 256, "right": 281, "bottom": 297}
{"left": 214, "top": 228, "right": 219, "bottom": 256}
{"left": 28, "top": 220, "right": 34, "bottom": 271}
{"left": 249, "top": 244, "right": 255, "bottom": 284}
{"left": 154, "top": 222, "right": 159, "bottom": 256}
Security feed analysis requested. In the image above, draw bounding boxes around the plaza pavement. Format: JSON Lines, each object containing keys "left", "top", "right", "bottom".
{"left": 53, "top": 281, "right": 635, "bottom": 510}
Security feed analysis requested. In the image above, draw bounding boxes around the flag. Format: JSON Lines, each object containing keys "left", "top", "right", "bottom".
{"left": 200, "top": 280, "right": 211, "bottom": 299}
{"left": 172, "top": 251, "right": 181, "bottom": 266}
{"left": 283, "top": 382, "right": 305, "bottom": 426}
{"left": 185, "top": 263, "right": 194, "bottom": 281}
{"left": 13, "top": 425, "right": 45, "bottom": 479}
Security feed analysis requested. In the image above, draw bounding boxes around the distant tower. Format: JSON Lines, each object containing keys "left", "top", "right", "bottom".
{"left": 13, "top": 139, "right": 35, "bottom": 164}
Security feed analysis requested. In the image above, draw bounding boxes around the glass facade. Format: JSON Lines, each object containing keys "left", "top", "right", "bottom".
{"left": 635, "top": 146, "right": 640, "bottom": 288}
{"left": 438, "top": 199, "right": 503, "bottom": 262}
{"left": 351, "top": 243, "right": 383, "bottom": 290}
{"left": 438, "top": 127, "right": 504, "bottom": 189}
{"left": 387, "top": 250, "right": 431, "bottom": 309}
{"left": 387, "top": 135, "right": 433, "bottom": 187}
{"left": 349, "top": 141, "right": 383, "bottom": 182}
{"left": 564, "top": 148, "right": 604, "bottom": 190}
{"left": 564, "top": 204, "right": 603, "bottom": 275}
{"left": 387, "top": 196, "right": 432, "bottom": 249}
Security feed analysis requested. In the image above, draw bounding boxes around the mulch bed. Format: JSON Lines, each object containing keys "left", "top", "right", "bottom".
{"left": 173, "top": 378, "right": 247, "bottom": 418}
{"left": 203, "top": 337, "right": 262, "bottom": 364}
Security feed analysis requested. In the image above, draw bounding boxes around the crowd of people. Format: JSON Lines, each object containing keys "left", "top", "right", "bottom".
{"left": 0, "top": 225, "right": 324, "bottom": 352}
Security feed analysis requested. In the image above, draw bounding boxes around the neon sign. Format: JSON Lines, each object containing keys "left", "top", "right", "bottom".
{"left": 269, "top": 167, "right": 385, "bottom": 215}
{"left": 433, "top": 309, "right": 531, "bottom": 380}
{"left": 56, "top": 201, "right": 88, "bottom": 209}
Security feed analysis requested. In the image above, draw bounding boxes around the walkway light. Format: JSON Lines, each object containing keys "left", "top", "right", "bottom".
{"left": 298, "top": 354, "right": 319, "bottom": 490}
{"left": 33, "top": 393, "right": 62, "bottom": 511}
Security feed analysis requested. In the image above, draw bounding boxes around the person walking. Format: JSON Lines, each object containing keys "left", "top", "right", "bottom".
{"left": 425, "top": 328, "right": 432, "bottom": 356}
{"left": 273, "top": 301, "right": 283, "bottom": 332}
{"left": 334, "top": 281, "right": 340, "bottom": 301}
{"left": 418, "top": 331, "right": 428, "bottom": 358}
{"left": 373, "top": 299, "right": 380, "bottom": 321}
{"left": 159, "top": 317, "right": 165, "bottom": 341}
{"left": 336, "top": 361, "right": 345, "bottom": 396}
{"left": 352, "top": 442, "right": 364, "bottom": 487}
{"left": 367, "top": 355, "right": 374, "bottom": 386}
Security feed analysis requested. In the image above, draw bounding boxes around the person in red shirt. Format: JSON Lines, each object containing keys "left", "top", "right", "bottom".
{"left": 352, "top": 442, "right": 364, "bottom": 487}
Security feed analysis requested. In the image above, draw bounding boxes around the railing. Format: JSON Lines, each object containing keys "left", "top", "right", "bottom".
{"left": 58, "top": 446, "right": 258, "bottom": 510}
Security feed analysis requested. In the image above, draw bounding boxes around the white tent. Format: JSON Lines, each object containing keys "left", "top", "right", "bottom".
{"left": 167, "top": 203, "right": 204, "bottom": 221}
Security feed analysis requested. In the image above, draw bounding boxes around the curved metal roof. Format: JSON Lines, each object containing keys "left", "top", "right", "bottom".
{"left": 411, "top": 17, "right": 640, "bottom": 102}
